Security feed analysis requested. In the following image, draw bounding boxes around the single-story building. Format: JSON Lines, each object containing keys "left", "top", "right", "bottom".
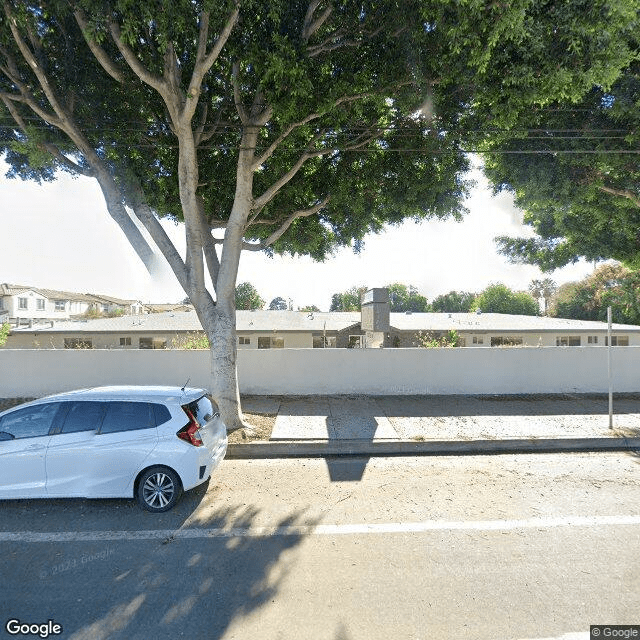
{"left": 4, "top": 307, "right": 640, "bottom": 350}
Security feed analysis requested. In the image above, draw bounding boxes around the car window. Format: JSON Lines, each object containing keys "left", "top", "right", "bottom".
{"left": 61, "top": 402, "right": 106, "bottom": 433}
{"left": 0, "top": 403, "right": 60, "bottom": 439}
{"left": 100, "top": 402, "right": 155, "bottom": 434}
{"left": 152, "top": 403, "right": 172, "bottom": 427}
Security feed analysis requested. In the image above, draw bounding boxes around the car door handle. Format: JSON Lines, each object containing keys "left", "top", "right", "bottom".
{"left": 26, "top": 444, "right": 46, "bottom": 451}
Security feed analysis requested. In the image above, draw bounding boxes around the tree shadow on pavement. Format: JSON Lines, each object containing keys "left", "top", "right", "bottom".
{"left": 2, "top": 484, "right": 318, "bottom": 640}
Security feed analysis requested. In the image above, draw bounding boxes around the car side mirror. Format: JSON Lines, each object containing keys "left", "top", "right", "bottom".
{"left": 0, "top": 432, "right": 15, "bottom": 441}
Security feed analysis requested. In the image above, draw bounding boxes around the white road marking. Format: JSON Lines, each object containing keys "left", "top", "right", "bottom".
{"left": 0, "top": 514, "right": 639, "bottom": 543}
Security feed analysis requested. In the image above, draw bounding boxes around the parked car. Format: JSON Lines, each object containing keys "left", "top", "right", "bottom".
{"left": 0, "top": 386, "right": 227, "bottom": 512}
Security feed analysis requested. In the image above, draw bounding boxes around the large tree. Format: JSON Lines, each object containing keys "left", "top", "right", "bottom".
{"left": 329, "top": 285, "right": 368, "bottom": 312}
{"left": 385, "top": 283, "right": 429, "bottom": 312}
{"left": 0, "top": 1, "right": 635, "bottom": 429}
{"left": 471, "top": 283, "right": 539, "bottom": 316}
{"left": 482, "top": 60, "right": 640, "bottom": 271}
{"left": 430, "top": 291, "right": 477, "bottom": 313}
{"left": 268, "top": 297, "right": 288, "bottom": 311}
{"left": 235, "top": 282, "right": 264, "bottom": 310}
{"left": 548, "top": 263, "right": 640, "bottom": 325}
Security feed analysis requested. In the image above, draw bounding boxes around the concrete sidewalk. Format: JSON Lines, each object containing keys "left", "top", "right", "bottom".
{"left": 228, "top": 394, "right": 640, "bottom": 458}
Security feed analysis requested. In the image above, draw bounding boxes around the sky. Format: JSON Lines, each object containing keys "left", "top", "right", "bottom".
{"left": 0, "top": 158, "right": 593, "bottom": 311}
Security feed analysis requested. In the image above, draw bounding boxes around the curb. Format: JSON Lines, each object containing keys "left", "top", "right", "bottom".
{"left": 226, "top": 437, "right": 640, "bottom": 459}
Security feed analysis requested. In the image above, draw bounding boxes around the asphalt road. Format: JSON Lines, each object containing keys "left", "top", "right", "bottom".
{"left": 1, "top": 452, "right": 639, "bottom": 640}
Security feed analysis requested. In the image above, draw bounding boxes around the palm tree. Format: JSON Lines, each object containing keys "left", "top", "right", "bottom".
{"left": 529, "top": 278, "right": 557, "bottom": 314}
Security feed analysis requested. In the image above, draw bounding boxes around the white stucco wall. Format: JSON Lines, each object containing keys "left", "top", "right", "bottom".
{"left": 1, "top": 347, "right": 638, "bottom": 398}
{"left": 2, "top": 291, "right": 82, "bottom": 320}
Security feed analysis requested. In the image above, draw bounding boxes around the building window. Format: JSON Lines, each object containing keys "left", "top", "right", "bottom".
{"left": 490, "top": 336, "right": 523, "bottom": 347}
{"left": 102, "top": 304, "right": 109, "bottom": 313}
{"left": 556, "top": 336, "right": 581, "bottom": 346}
{"left": 139, "top": 337, "right": 167, "bottom": 349}
{"left": 120, "top": 337, "right": 132, "bottom": 346}
{"left": 36, "top": 299, "right": 45, "bottom": 310}
{"left": 18, "top": 297, "right": 28, "bottom": 310}
{"left": 54, "top": 300, "right": 66, "bottom": 312}
{"left": 605, "top": 336, "right": 629, "bottom": 346}
{"left": 348, "top": 335, "right": 364, "bottom": 348}
{"left": 472, "top": 336, "right": 484, "bottom": 345}
{"left": 257, "top": 337, "right": 285, "bottom": 349}
{"left": 587, "top": 336, "right": 598, "bottom": 344}
{"left": 238, "top": 337, "right": 251, "bottom": 345}
{"left": 64, "top": 338, "right": 93, "bottom": 349}
{"left": 313, "top": 336, "right": 336, "bottom": 348}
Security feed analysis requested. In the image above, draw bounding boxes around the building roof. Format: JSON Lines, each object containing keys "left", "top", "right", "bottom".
{"left": 0, "top": 283, "right": 137, "bottom": 305}
{"left": 11, "top": 310, "right": 361, "bottom": 333}
{"left": 388, "top": 312, "right": 640, "bottom": 333}
{"left": 9, "top": 310, "right": 640, "bottom": 334}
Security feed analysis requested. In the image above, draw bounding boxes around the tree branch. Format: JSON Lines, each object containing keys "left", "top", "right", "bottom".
{"left": 0, "top": 94, "right": 93, "bottom": 176}
{"left": 197, "top": 195, "right": 221, "bottom": 287}
{"left": 598, "top": 185, "right": 640, "bottom": 209}
{"left": 0, "top": 61, "right": 63, "bottom": 128}
{"left": 124, "top": 179, "right": 190, "bottom": 292}
{"left": 232, "top": 61, "right": 248, "bottom": 124}
{"left": 253, "top": 112, "right": 322, "bottom": 169}
{"left": 4, "top": 3, "right": 70, "bottom": 124}
{"left": 302, "top": 1, "right": 333, "bottom": 42}
{"left": 307, "top": 25, "right": 384, "bottom": 58}
{"left": 186, "top": 7, "right": 239, "bottom": 116}
{"left": 250, "top": 197, "right": 331, "bottom": 249}
{"left": 108, "top": 20, "right": 167, "bottom": 95}
{"left": 252, "top": 142, "right": 331, "bottom": 213}
{"left": 73, "top": 9, "right": 126, "bottom": 83}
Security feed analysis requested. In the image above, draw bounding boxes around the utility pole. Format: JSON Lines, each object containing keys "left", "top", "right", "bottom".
{"left": 607, "top": 306, "right": 613, "bottom": 430}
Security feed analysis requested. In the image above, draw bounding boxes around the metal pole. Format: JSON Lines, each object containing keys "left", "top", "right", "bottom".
{"left": 607, "top": 306, "right": 613, "bottom": 429}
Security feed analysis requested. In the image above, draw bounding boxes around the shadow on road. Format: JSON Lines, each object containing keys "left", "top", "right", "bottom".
{"left": 1, "top": 483, "right": 319, "bottom": 640}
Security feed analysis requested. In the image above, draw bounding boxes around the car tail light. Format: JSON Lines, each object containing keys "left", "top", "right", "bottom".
{"left": 177, "top": 408, "right": 203, "bottom": 447}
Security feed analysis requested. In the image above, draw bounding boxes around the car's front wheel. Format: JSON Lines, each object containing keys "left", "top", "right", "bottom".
{"left": 137, "top": 466, "right": 182, "bottom": 512}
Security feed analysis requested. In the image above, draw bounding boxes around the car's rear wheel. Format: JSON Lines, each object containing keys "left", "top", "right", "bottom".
{"left": 137, "top": 466, "right": 182, "bottom": 512}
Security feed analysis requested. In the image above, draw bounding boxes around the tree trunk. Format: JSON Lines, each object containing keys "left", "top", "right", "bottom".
{"left": 203, "top": 303, "right": 245, "bottom": 433}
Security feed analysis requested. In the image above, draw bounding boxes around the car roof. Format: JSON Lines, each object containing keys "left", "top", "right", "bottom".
{"left": 5, "top": 386, "right": 208, "bottom": 409}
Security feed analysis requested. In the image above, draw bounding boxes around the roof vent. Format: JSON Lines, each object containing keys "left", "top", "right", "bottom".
{"left": 476, "top": 308, "right": 482, "bottom": 315}
{"left": 448, "top": 313, "right": 452, "bottom": 319}
{"left": 405, "top": 311, "right": 412, "bottom": 315}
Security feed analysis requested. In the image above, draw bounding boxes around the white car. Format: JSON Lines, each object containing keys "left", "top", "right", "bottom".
{"left": 0, "top": 386, "right": 227, "bottom": 512}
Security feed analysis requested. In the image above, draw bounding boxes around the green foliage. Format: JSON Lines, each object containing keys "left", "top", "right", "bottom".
{"left": 548, "top": 263, "right": 640, "bottom": 325}
{"left": 329, "top": 286, "right": 368, "bottom": 312}
{"left": 299, "top": 305, "right": 320, "bottom": 313}
{"left": 471, "top": 283, "right": 539, "bottom": 316}
{"left": 483, "top": 61, "right": 640, "bottom": 270}
{"left": 2, "top": 0, "right": 635, "bottom": 265}
{"left": 235, "top": 282, "right": 265, "bottom": 310}
{"left": 171, "top": 332, "right": 210, "bottom": 349}
{"left": 430, "top": 291, "right": 477, "bottom": 313}
{"left": 83, "top": 307, "right": 126, "bottom": 319}
{"left": 416, "top": 329, "right": 460, "bottom": 348}
{"left": 385, "top": 283, "right": 430, "bottom": 313}
{"left": 0, "top": 323, "right": 10, "bottom": 347}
